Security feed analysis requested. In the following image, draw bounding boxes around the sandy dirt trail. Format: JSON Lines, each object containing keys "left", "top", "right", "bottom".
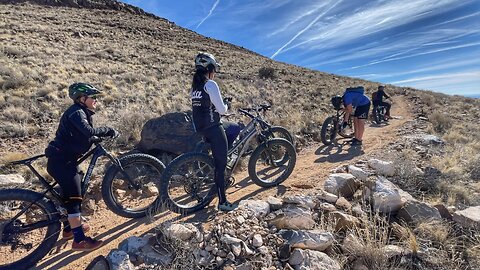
{"left": 30, "top": 96, "right": 412, "bottom": 270}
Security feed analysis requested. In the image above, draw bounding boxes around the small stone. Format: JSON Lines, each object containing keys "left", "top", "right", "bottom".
{"left": 231, "top": 243, "right": 242, "bottom": 256}
{"left": 236, "top": 215, "right": 246, "bottom": 224}
{"left": 252, "top": 234, "right": 263, "bottom": 247}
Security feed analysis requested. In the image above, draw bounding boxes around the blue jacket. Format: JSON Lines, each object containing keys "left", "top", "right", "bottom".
{"left": 343, "top": 87, "right": 370, "bottom": 107}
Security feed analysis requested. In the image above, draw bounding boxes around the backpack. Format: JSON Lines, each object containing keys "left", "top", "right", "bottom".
{"left": 372, "top": 91, "right": 377, "bottom": 101}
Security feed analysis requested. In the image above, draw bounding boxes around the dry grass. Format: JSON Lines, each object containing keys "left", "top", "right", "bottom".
{"left": 429, "top": 112, "right": 453, "bottom": 134}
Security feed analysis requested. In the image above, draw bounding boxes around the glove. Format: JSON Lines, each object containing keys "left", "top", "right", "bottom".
{"left": 341, "top": 122, "right": 349, "bottom": 129}
{"left": 223, "top": 97, "right": 232, "bottom": 109}
{"left": 106, "top": 128, "right": 119, "bottom": 139}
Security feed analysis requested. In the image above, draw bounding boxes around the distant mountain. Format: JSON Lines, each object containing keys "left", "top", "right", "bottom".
{"left": 0, "top": 0, "right": 153, "bottom": 16}
{"left": 465, "top": 94, "right": 480, "bottom": 99}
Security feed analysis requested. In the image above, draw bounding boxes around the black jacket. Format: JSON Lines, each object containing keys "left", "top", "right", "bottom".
{"left": 49, "top": 103, "right": 111, "bottom": 158}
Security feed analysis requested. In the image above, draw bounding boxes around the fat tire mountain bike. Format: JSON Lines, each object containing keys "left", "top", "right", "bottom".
{"left": 0, "top": 137, "right": 164, "bottom": 270}
{"left": 158, "top": 105, "right": 296, "bottom": 215}
{"left": 320, "top": 99, "right": 355, "bottom": 145}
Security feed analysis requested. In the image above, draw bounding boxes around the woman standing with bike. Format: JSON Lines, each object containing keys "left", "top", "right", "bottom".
{"left": 45, "top": 83, "right": 118, "bottom": 251}
{"left": 190, "top": 52, "right": 237, "bottom": 212}
{"left": 342, "top": 86, "right": 371, "bottom": 146}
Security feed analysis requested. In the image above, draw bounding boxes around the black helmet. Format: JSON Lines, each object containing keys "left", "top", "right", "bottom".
{"left": 378, "top": 85, "right": 385, "bottom": 90}
{"left": 68, "top": 83, "right": 101, "bottom": 101}
{"left": 331, "top": 95, "right": 343, "bottom": 110}
{"left": 195, "top": 52, "right": 220, "bottom": 72}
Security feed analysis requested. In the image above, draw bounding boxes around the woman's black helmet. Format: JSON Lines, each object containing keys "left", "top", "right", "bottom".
{"left": 68, "top": 83, "right": 101, "bottom": 101}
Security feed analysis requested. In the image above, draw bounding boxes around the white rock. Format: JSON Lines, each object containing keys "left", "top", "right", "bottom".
{"left": 163, "top": 223, "right": 198, "bottom": 241}
{"left": 316, "top": 190, "right": 338, "bottom": 203}
{"left": 252, "top": 234, "right": 263, "bottom": 247}
{"left": 348, "top": 165, "right": 369, "bottom": 181}
{"left": 324, "top": 173, "right": 359, "bottom": 197}
{"left": 220, "top": 234, "right": 242, "bottom": 244}
{"left": 368, "top": 176, "right": 407, "bottom": 213}
{"left": 289, "top": 249, "right": 341, "bottom": 270}
{"left": 269, "top": 206, "right": 315, "bottom": 230}
{"left": 239, "top": 200, "right": 270, "bottom": 218}
{"left": 107, "top": 250, "right": 135, "bottom": 270}
{"left": 279, "top": 230, "right": 334, "bottom": 251}
{"left": 119, "top": 235, "right": 151, "bottom": 254}
{"left": 0, "top": 174, "right": 25, "bottom": 186}
{"left": 267, "top": 196, "right": 283, "bottom": 210}
{"left": 368, "top": 159, "right": 395, "bottom": 176}
{"left": 453, "top": 206, "right": 480, "bottom": 229}
{"left": 317, "top": 202, "right": 337, "bottom": 212}
{"left": 236, "top": 215, "right": 245, "bottom": 224}
{"left": 231, "top": 242, "right": 242, "bottom": 256}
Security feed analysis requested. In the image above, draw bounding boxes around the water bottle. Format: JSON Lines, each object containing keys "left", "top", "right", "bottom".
{"left": 227, "top": 150, "right": 238, "bottom": 168}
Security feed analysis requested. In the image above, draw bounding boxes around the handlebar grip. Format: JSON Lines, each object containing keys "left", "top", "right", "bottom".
{"left": 89, "top": 136, "right": 103, "bottom": 143}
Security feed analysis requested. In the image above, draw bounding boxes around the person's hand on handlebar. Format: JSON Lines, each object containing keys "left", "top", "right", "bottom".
{"left": 106, "top": 128, "right": 120, "bottom": 139}
{"left": 223, "top": 97, "right": 232, "bottom": 109}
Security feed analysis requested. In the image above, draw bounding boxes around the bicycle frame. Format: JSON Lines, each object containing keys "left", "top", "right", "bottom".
{"left": 224, "top": 109, "right": 273, "bottom": 175}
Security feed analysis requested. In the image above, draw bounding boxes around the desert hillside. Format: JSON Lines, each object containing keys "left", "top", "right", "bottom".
{"left": 1, "top": 1, "right": 480, "bottom": 270}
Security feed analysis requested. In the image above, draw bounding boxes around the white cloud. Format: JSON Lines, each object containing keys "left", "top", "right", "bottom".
{"left": 271, "top": 0, "right": 341, "bottom": 59}
{"left": 196, "top": 0, "right": 221, "bottom": 29}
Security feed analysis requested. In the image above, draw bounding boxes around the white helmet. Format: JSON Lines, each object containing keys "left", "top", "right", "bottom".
{"left": 195, "top": 52, "right": 220, "bottom": 72}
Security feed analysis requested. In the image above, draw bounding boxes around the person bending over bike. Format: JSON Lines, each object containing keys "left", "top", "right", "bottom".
{"left": 190, "top": 52, "right": 238, "bottom": 212}
{"left": 45, "top": 83, "right": 118, "bottom": 251}
{"left": 372, "top": 85, "right": 392, "bottom": 120}
{"left": 342, "top": 86, "right": 371, "bottom": 146}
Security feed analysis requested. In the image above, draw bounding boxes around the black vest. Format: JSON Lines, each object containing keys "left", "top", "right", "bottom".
{"left": 191, "top": 82, "right": 221, "bottom": 132}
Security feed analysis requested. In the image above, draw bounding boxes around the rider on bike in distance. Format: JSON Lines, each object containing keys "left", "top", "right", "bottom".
{"left": 190, "top": 52, "right": 238, "bottom": 212}
{"left": 45, "top": 83, "right": 118, "bottom": 251}
{"left": 372, "top": 85, "right": 392, "bottom": 120}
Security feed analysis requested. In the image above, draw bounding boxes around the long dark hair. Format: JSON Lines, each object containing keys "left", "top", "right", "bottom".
{"left": 191, "top": 64, "right": 215, "bottom": 92}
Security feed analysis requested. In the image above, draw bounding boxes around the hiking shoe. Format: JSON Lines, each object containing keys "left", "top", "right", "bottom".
{"left": 62, "top": 224, "right": 90, "bottom": 240}
{"left": 351, "top": 139, "right": 363, "bottom": 146}
{"left": 71, "top": 237, "right": 103, "bottom": 252}
{"left": 218, "top": 201, "right": 238, "bottom": 212}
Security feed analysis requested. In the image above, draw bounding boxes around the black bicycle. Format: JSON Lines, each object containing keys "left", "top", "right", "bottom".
{"left": 0, "top": 137, "right": 165, "bottom": 270}
{"left": 158, "top": 105, "right": 296, "bottom": 215}
{"left": 372, "top": 99, "right": 392, "bottom": 124}
{"left": 320, "top": 97, "right": 355, "bottom": 145}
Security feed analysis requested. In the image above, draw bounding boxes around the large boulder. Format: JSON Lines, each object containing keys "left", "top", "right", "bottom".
{"left": 137, "top": 112, "right": 202, "bottom": 155}
{"left": 365, "top": 176, "right": 409, "bottom": 213}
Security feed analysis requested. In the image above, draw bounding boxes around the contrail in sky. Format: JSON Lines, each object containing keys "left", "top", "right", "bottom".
{"left": 271, "top": 0, "right": 342, "bottom": 59}
{"left": 197, "top": 0, "right": 220, "bottom": 29}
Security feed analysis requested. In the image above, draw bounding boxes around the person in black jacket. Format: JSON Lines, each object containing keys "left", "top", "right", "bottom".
{"left": 372, "top": 85, "right": 392, "bottom": 119}
{"left": 45, "top": 83, "right": 117, "bottom": 252}
{"left": 191, "top": 52, "right": 237, "bottom": 212}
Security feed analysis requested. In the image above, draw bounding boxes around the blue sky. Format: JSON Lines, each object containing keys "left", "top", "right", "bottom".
{"left": 122, "top": 0, "right": 480, "bottom": 96}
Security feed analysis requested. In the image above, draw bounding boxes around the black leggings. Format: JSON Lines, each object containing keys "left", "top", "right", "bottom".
{"left": 200, "top": 124, "right": 228, "bottom": 204}
{"left": 46, "top": 153, "right": 83, "bottom": 215}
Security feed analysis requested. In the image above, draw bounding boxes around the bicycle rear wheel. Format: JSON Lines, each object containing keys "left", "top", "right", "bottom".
{"left": 102, "top": 154, "right": 165, "bottom": 218}
{"left": 159, "top": 153, "right": 216, "bottom": 215}
{"left": 248, "top": 138, "right": 296, "bottom": 188}
{"left": 0, "top": 189, "right": 61, "bottom": 270}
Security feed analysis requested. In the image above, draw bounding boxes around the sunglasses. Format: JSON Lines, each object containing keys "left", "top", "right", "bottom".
{"left": 87, "top": 95, "right": 98, "bottom": 100}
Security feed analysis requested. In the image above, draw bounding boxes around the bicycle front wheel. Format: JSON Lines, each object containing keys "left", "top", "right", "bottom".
{"left": 0, "top": 189, "right": 61, "bottom": 270}
{"left": 159, "top": 153, "right": 216, "bottom": 215}
{"left": 248, "top": 138, "right": 296, "bottom": 188}
{"left": 102, "top": 154, "right": 165, "bottom": 218}
{"left": 320, "top": 116, "right": 338, "bottom": 145}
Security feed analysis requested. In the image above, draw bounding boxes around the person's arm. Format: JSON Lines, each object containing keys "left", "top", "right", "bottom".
{"left": 68, "top": 110, "right": 113, "bottom": 137}
{"left": 344, "top": 105, "right": 353, "bottom": 122}
{"left": 205, "top": 80, "right": 228, "bottom": 115}
{"left": 382, "top": 90, "right": 390, "bottom": 99}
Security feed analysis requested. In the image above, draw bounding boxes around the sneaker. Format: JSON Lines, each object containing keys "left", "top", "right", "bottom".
{"left": 218, "top": 201, "right": 238, "bottom": 212}
{"left": 62, "top": 224, "right": 90, "bottom": 240}
{"left": 71, "top": 237, "right": 103, "bottom": 252}
{"left": 351, "top": 139, "right": 363, "bottom": 146}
